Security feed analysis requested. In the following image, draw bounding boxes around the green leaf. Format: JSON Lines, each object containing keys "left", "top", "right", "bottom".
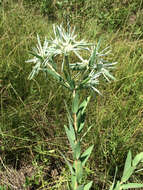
{"left": 67, "top": 182, "right": 72, "bottom": 190}
{"left": 122, "top": 151, "right": 132, "bottom": 182}
{"left": 45, "top": 68, "right": 70, "bottom": 89}
{"left": 46, "top": 68, "right": 62, "bottom": 81}
{"left": 80, "top": 145, "right": 94, "bottom": 166}
{"left": 71, "top": 175, "right": 77, "bottom": 190}
{"left": 64, "top": 125, "right": 75, "bottom": 141}
{"left": 69, "top": 79, "right": 75, "bottom": 90}
{"left": 77, "top": 97, "right": 90, "bottom": 133}
{"left": 77, "top": 186, "right": 84, "bottom": 190}
{"left": 84, "top": 181, "right": 93, "bottom": 190}
{"left": 69, "top": 121, "right": 75, "bottom": 141}
{"left": 78, "top": 97, "right": 90, "bottom": 115}
{"left": 80, "top": 76, "right": 90, "bottom": 86}
{"left": 64, "top": 125, "right": 75, "bottom": 151}
{"left": 50, "top": 57, "right": 57, "bottom": 71}
{"left": 80, "top": 125, "right": 93, "bottom": 142}
{"left": 64, "top": 125, "right": 75, "bottom": 152}
{"left": 78, "top": 122, "right": 85, "bottom": 133}
{"left": 59, "top": 151, "right": 75, "bottom": 175}
{"left": 89, "top": 46, "right": 97, "bottom": 67}
{"left": 114, "top": 181, "right": 121, "bottom": 190}
{"left": 72, "top": 92, "right": 79, "bottom": 113}
{"left": 77, "top": 110, "right": 85, "bottom": 134}
{"left": 76, "top": 160, "right": 83, "bottom": 183}
{"left": 73, "top": 141, "right": 81, "bottom": 160}
{"left": 64, "top": 101, "right": 73, "bottom": 124}
{"left": 103, "top": 69, "right": 116, "bottom": 81}
{"left": 63, "top": 70, "right": 74, "bottom": 89}
{"left": 30, "top": 51, "right": 44, "bottom": 62}
{"left": 121, "top": 167, "right": 135, "bottom": 183}
{"left": 89, "top": 39, "right": 101, "bottom": 67}
{"left": 132, "top": 152, "right": 143, "bottom": 167}
{"left": 122, "top": 183, "right": 143, "bottom": 189}
{"left": 109, "top": 167, "right": 118, "bottom": 190}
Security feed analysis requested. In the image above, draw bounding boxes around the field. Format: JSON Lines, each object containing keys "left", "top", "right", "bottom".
{"left": 0, "top": 0, "right": 143, "bottom": 189}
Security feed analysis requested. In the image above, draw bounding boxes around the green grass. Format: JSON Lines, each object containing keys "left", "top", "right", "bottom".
{"left": 0, "top": 0, "right": 143, "bottom": 189}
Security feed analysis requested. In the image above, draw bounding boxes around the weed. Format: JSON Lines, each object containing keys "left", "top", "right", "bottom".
{"left": 0, "top": 1, "right": 143, "bottom": 189}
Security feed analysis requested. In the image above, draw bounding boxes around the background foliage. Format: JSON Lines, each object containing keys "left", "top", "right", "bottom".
{"left": 0, "top": 0, "right": 143, "bottom": 189}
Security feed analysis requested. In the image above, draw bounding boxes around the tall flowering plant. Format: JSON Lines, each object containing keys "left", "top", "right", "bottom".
{"left": 27, "top": 24, "right": 116, "bottom": 190}
{"left": 26, "top": 24, "right": 143, "bottom": 190}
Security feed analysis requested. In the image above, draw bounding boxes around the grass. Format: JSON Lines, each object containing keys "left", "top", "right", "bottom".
{"left": 0, "top": 0, "right": 143, "bottom": 189}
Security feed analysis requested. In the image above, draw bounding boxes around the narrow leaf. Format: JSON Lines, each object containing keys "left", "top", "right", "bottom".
{"left": 76, "top": 160, "right": 83, "bottom": 183}
{"left": 102, "top": 68, "right": 116, "bottom": 81}
{"left": 46, "top": 68, "right": 62, "bottom": 81}
{"left": 132, "top": 152, "right": 143, "bottom": 167}
{"left": 78, "top": 97, "right": 90, "bottom": 114}
{"left": 84, "top": 181, "right": 93, "bottom": 190}
{"left": 59, "top": 151, "right": 75, "bottom": 175}
{"left": 78, "top": 122, "right": 85, "bottom": 134}
{"left": 71, "top": 175, "right": 77, "bottom": 189}
{"left": 72, "top": 92, "right": 79, "bottom": 113}
{"left": 109, "top": 167, "right": 118, "bottom": 190}
{"left": 89, "top": 46, "right": 97, "bottom": 67}
{"left": 73, "top": 141, "right": 81, "bottom": 160}
{"left": 68, "top": 120, "right": 75, "bottom": 142}
{"left": 30, "top": 51, "right": 44, "bottom": 61}
{"left": 121, "top": 167, "right": 135, "bottom": 183}
{"left": 64, "top": 101, "right": 73, "bottom": 124}
{"left": 64, "top": 125, "right": 75, "bottom": 151}
{"left": 114, "top": 181, "right": 121, "bottom": 190}
{"left": 81, "top": 145, "right": 94, "bottom": 166}
{"left": 77, "top": 185, "right": 84, "bottom": 190}
{"left": 122, "top": 151, "right": 132, "bottom": 181}
{"left": 122, "top": 183, "right": 143, "bottom": 189}
{"left": 80, "top": 125, "right": 93, "bottom": 142}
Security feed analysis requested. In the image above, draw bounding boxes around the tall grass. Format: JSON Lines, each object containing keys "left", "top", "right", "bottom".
{"left": 0, "top": 1, "right": 143, "bottom": 189}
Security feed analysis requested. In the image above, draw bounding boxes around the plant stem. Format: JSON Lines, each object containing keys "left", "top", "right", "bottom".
{"left": 65, "top": 55, "right": 71, "bottom": 77}
{"left": 73, "top": 89, "right": 78, "bottom": 133}
{"left": 73, "top": 89, "right": 78, "bottom": 189}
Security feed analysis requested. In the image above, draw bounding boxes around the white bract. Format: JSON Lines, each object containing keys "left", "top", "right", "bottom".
{"left": 27, "top": 23, "right": 117, "bottom": 190}
{"left": 27, "top": 24, "right": 116, "bottom": 94}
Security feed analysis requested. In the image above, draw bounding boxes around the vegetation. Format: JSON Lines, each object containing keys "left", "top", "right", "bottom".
{"left": 0, "top": 0, "right": 143, "bottom": 189}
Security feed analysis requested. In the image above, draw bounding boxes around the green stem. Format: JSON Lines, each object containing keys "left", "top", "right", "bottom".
{"left": 73, "top": 89, "right": 78, "bottom": 190}
{"left": 65, "top": 55, "right": 71, "bottom": 77}
{"left": 73, "top": 89, "right": 78, "bottom": 134}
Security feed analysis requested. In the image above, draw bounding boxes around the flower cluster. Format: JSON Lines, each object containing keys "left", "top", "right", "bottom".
{"left": 27, "top": 24, "right": 117, "bottom": 94}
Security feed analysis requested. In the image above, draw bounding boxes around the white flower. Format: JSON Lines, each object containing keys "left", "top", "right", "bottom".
{"left": 50, "top": 24, "right": 90, "bottom": 55}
